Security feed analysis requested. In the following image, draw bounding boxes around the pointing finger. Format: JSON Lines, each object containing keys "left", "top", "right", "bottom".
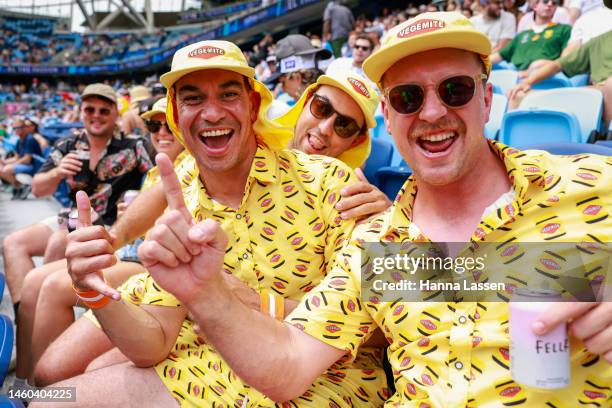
{"left": 156, "top": 153, "right": 191, "bottom": 221}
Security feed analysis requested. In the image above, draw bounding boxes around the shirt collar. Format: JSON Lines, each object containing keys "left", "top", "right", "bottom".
{"left": 383, "top": 140, "right": 562, "bottom": 240}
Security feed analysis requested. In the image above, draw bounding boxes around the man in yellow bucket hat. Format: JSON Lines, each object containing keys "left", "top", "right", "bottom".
{"left": 51, "top": 40, "right": 389, "bottom": 406}
{"left": 53, "top": 13, "right": 612, "bottom": 408}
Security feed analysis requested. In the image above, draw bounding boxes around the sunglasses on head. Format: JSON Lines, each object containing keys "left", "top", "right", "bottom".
{"left": 83, "top": 106, "right": 112, "bottom": 116}
{"left": 145, "top": 119, "right": 171, "bottom": 133}
{"left": 385, "top": 74, "right": 487, "bottom": 115}
{"left": 309, "top": 94, "right": 362, "bottom": 138}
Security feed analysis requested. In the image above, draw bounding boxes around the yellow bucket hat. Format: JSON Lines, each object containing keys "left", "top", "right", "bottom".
{"left": 363, "top": 11, "right": 492, "bottom": 87}
{"left": 140, "top": 97, "right": 167, "bottom": 120}
{"left": 160, "top": 40, "right": 291, "bottom": 151}
{"left": 274, "top": 71, "right": 380, "bottom": 168}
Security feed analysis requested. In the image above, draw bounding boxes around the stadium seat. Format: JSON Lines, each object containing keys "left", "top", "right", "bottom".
{"left": 521, "top": 143, "right": 612, "bottom": 155}
{"left": 488, "top": 70, "right": 519, "bottom": 95}
{"left": 500, "top": 109, "right": 581, "bottom": 146}
{"left": 569, "top": 74, "right": 589, "bottom": 87}
{"left": 595, "top": 140, "right": 612, "bottom": 148}
{"left": 0, "top": 314, "right": 14, "bottom": 386}
{"left": 364, "top": 137, "right": 394, "bottom": 185}
{"left": 0, "top": 396, "right": 25, "bottom": 407}
{"left": 376, "top": 165, "right": 412, "bottom": 200}
{"left": 485, "top": 93, "right": 508, "bottom": 140}
{"left": 518, "top": 88, "right": 604, "bottom": 143}
{"left": 529, "top": 72, "right": 572, "bottom": 90}
{"left": 492, "top": 61, "right": 517, "bottom": 71}
{"left": 0, "top": 273, "right": 4, "bottom": 302}
{"left": 373, "top": 115, "right": 403, "bottom": 166}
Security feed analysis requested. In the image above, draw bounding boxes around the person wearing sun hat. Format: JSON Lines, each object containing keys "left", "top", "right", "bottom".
{"left": 275, "top": 70, "right": 392, "bottom": 218}
{"left": 51, "top": 12, "right": 612, "bottom": 408}
{"left": 56, "top": 39, "right": 388, "bottom": 407}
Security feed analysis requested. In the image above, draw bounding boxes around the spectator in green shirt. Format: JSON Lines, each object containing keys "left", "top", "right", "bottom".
{"left": 508, "top": 30, "right": 612, "bottom": 127}
{"left": 491, "top": 0, "right": 571, "bottom": 74}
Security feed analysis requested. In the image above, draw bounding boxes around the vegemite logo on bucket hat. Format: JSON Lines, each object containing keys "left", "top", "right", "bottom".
{"left": 188, "top": 45, "right": 226, "bottom": 59}
{"left": 347, "top": 77, "right": 370, "bottom": 98}
{"left": 397, "top": 19, "right": 446, "bottom": 38}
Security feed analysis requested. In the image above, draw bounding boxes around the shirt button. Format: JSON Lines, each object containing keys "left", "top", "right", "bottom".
{"left": 455, "top": 361, "right": 463, "bottom": 370}
{"left": 242, "top": 253, "right": 248, "bottom": 259}
{"left": 458, "top": 316, "right": 467, "bottom": 324}
{"left": 236, "top": 214, "right": 242, "bottom": 220}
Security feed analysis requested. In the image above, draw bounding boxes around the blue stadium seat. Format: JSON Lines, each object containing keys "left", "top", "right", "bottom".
{"left": 492, "top": 61, "right": 517, "bottom": 71}
{"left": 485, "top": 93, "right": 508, "bottom": 140}
{"left": 364, "top": 137, "right": 393, "bottom": 185}
{"left": 569, "top": 74, "right": 589, "bottom": 87}
{"left": 0, "top": 314, "right": 14, "bottom": 387}
{"left": 53, "top": 180, "right": 72, "bottom": 208}
{"left": 595, "top": 140, "right": 612, "bottom": 149}
{"left": 518, "top": 88, "right": 604, "bottom": 143}
{"left": 500, "top": 109, "right": 581, "bottom": 146}
{"left": 0, "top": 273, "right": 4, "bottom": 302}
{"left": 376, "top": 166, "right": 412, "bottom": 200}
{"left": 372, "top": 115, "right": 403, "bottom": 166}
{"left": 529, "top": 72, "right": 572, "bottom": 90}
{"left": 0, "top": 395, "right": 26, "bottom": 407}
{"left": 521, "top": 143, "right": 612, "bottom": 155}
{"left": 489, "top": 70, "right": 519, "bottom": 95}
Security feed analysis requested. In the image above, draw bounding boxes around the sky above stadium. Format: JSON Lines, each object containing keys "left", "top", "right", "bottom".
{"left": 0, "top": 0, "right": 201, "bottom": 31}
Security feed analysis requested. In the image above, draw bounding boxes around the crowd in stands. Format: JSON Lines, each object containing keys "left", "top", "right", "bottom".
{"left": 0, "top": 1, "right": 610, "bottom": 404}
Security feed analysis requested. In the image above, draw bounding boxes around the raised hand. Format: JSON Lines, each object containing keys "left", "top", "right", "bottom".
{"left": 335, "top": 167, "right": 391, "bottom": 220}
{"left": 65, "top": 190, "right": 120, "bottom": 300}
{"left": 138, "top": 153, "right": 229, "bottom": 304}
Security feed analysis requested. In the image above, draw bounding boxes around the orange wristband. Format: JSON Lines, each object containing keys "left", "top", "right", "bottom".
{"left": 259, "top": 292, "right": 284, "bottom": 320}
{"left": 72, "top": 283, "right": 111, "bottom": 309}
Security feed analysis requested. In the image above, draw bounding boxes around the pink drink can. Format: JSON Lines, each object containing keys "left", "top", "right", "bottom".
{"left": 509, "top": 288, "right": 570, "bottom": 389}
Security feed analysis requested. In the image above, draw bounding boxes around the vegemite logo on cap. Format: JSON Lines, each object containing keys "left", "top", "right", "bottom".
{"left": 188, "top": 44, "right": 225, "bottom": 59}
{"left": 397, "top": 19, "right": 446, "bottom": 38}
{"left": 347, "top": 77, "right": 370, "bottom": 98}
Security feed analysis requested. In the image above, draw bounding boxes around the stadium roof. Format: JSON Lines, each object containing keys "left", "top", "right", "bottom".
{"left": 0, "top": 0, "right": 208, "bottom": 32}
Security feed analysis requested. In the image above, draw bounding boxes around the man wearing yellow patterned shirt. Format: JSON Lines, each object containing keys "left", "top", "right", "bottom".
{"left": 46, "top": 41, "right": 390, "bottom": 407}
{"left": 77, "top": 12, "right": 612, "bottom": 408}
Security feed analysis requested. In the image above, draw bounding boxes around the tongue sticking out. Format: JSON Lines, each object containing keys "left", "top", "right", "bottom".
{"left": 419, "top": 136, "right": 456, "bottom": 154}
{"left": 203, "top": 134, "right": 231, "bottom": 149}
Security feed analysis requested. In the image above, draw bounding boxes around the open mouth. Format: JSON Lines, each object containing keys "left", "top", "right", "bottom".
{"left": 416, "top": 131, "right": 458, "bottom": 156}
{"left": 306, "top": 132, "right": 327, "bottom": 153}
{"left": 199, "top": 128, "right": 234, "bottom": 153}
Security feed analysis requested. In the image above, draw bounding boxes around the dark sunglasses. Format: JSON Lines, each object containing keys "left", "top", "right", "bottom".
{"left": 83, "top": 106, "right": 112, "bottom": 116}
{"left": 385, "top": 74, "right": 487, "bottom": 115}
{"left": 145, "top": 120, "right": 171, "bottom": 133}
{"left": 309, "top": 94, "right": 362, "bottom": 138}
{"left": 542, "top": 0, "right": 560, "bottom": 5}
{"left": 353, "top": 44, "right": 371, "bottom": 51}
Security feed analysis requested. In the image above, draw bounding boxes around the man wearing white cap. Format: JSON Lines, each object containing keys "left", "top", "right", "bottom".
{"left": 49, "top": 40, "right": 388, "bottom": 406}
{"left": 56, "top": 13, "right": 612, "bottom": 408}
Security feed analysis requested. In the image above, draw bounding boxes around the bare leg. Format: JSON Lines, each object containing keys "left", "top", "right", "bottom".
{"left": 42, "top": 229, "right": 68, "bottom": 263}
{"left": 34, "top": 318, "right": 113, "bottom": 386}
{"left": 29, "top": 363, "right": 178, "bottom": 408}
{"left": 2, "top": 222, "right": 53, "bottom": 303}
{"left": 31, "top": 261, "right": 144, "bottom": 376}
{"left": 86, "top": 348, "right": 129, "bottom": 372}
{"left": 16, "top": 259, "right": 66, "bottom": 381}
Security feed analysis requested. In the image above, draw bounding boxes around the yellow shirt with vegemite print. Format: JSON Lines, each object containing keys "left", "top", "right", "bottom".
{"left": 286, "top": 141, "right": 612, "bottom": 407}
{"left": 137, "top": 143, "right": 389, "bottom": 407}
